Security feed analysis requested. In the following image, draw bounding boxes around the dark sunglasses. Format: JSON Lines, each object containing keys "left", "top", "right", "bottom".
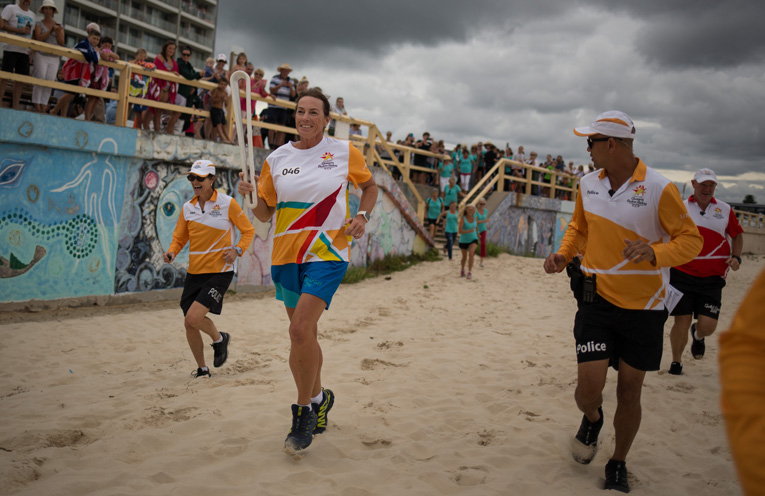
{"left": 586, "top": 137, "right": 611, "bottom": 148}
{"left": 182, "top": 52, "right": 191, "bottom": 56}
{"left": 187, "top": 175, "right": 208, "bottom": 182}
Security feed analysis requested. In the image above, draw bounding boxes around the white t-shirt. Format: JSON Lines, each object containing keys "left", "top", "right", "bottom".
{"left": 257, "top": 137, "right": 373, "bottom": 265}
{"left": 2, "top": 4, "right": 34, "bottom": 54}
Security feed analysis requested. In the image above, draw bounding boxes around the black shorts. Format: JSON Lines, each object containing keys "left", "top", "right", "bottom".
{"left": 1, "top": 51, "right": 30, "bottom": 75}
{"left": 210, "top": 107, "right": 225, "bottom": 126}
{"left": 426, "top": 217, "right": 438, "bottom": 227}
{"left": 573, "top": 297, "right": 667, "bottom": 371}
{"left": 269, "top": 107, "right": 289, "bottom": 126}
{"left": 669, "top": 268, "right": 725, "bottom": 319}
{"left": 458, "top": 240, "right": 477, "bottom": 250}
{"left": 180, "top": 271, "right": 234, "bottom": 316}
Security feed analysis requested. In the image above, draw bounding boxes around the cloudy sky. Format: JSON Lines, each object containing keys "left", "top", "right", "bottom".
{"left": 215, "top": 0, "right": 765, "bottom": 204}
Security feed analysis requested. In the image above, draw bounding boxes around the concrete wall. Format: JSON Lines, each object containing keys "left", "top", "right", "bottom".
{"left": 0, "top": 109, "right": 428, "bottom": 304}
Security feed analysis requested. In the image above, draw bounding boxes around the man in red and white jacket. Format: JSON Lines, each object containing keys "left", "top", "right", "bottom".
{"left": 668, "top": 168, "right": 744, "bottom": 375}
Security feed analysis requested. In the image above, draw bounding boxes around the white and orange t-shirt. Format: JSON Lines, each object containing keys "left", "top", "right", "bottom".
{"left": 558, "top": 160, "right": 703, "bottom": 310}
{"left": 674, "top": 196, "right": 743, "bottom": 279}
{"left": 257, "top": 137, "right": 373, "bottom": 266}
{"left": 169, "top": 190, "right": 255, "bottom": 274}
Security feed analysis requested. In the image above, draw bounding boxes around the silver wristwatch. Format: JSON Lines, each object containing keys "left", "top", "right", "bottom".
{"left": 235, "top": 246, "right": 243, "bottom": 256}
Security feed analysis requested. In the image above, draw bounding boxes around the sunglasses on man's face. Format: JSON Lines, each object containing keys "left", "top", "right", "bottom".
{"left": 182, "top": 52, "right": 191, "bottom": 57}
{"left": 586, "top": 137, "right": 611, "bottom": 148}
{"left": 187, "top": 175, "right": 208, "bottom": 182}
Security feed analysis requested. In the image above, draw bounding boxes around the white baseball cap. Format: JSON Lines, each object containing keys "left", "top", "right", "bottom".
{"left": 574, "top": 110, "right": 636, "bottom": 139}
{"left": 216, "top": 53, "right": 227, "bottom": 62}
{"left": 693, "top": 168, "right": 717, "bottom": 184}
{"left": 188, "top": 160, "right": 215, "bottom": 177}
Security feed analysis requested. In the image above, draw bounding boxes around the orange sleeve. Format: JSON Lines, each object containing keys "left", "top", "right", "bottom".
{"left": 347, "top": 142, "right": 373, "bottom": 188}
{"left": 229, "top": 198, "right": 255, "bottom": 253}
{"left": 168, "top": 207, "right": 189, "bottom": 255}
{"left": 719, "top": 268, "right": 765, "bottom": 496}
{"left": 257, "top": 160, "right": 277, "bottom": 207}
{"left": 652, "top": 183, "right": 703, "bottom": 268}
{"left": 557, "top": 188, "right": 588, "bottom": 262}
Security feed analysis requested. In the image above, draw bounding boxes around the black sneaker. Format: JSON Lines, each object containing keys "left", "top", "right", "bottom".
{"left": 668, "top": 361, "right": 683, "bottom": 375}
{"left": 192, "top": 367, "right": 211, "bottom": 378}
{"left": 212, "top": 332, "right": 230, "bottom": 367}
{"left": 312, "top": 388, "right": 335, "bottom": 435}
{"left": 690, "top": 324, "right": 705, "bottom": 359}
{"left": 572, "top": 406, "right": 603, "bottom": 464}
{"left": 284, "top": 404, "right": 318, "bottom": 451}
{"left": 604, "top": 459, "right": 630, "bottom": 493}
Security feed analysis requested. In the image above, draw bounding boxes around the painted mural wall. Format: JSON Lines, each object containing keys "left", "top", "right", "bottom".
{"left": 485, "top": 192, "right": 572, "bottom": 257}
{"left": 0, "top": 108, "right": 430, "bottom": 303}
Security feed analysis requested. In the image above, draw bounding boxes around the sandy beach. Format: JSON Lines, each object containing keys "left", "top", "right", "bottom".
{"left": 2, "top": 253, "right": 761, "bottom": 496}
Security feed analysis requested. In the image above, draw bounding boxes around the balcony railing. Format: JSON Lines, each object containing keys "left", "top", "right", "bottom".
{"left": 120, "top": 4, "right": 177, "bottom": 33}
{"left": 180, "top": 1, "right": 215, "bottom": 24}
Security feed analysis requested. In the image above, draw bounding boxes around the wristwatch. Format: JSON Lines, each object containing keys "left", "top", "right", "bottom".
{"left": 732, "top": 255, "right": 742, "bottom": 264}
{"left": 235, "top": 246, "right": 243, "bottom": 256}
{"left": 356, "top": 210, "right": 370, "bottom": 222}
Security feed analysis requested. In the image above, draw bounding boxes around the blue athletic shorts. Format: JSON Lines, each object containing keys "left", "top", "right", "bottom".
{"left": 271, "top": 261, "right": 348, "bottom": 309}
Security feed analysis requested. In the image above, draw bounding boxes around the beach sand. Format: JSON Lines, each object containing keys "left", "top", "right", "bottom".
{"left": 2, "top": 253, "right": 760, "bottom": 496}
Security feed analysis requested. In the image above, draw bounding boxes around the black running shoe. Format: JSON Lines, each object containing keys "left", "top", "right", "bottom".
{"left": 572, "top": 406, "right": 603, "bottom": 464}
{"left": 690, "top": 324, "right": 705, "bottom": 359}
{"left": 668, "top": 362, "right": 683, "bottom": 375}
{"left": 604, "top": 459, "right": 630, "bottom": 493}
{"left": 192, "top": 368, "right": 211, "bottom": 378}
{"left": 285, "top": 404, "right": 318, "bottom": 451}
{"left": 212, "top": 332, "right": 230, "bottom": 367}
{"left": 312, "top": 388, "right": 335, "bottom": 435}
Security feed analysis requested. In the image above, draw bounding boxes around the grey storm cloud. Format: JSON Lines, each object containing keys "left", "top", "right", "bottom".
{"left": 214, "top": 0, "right": 765, "bottom": 203}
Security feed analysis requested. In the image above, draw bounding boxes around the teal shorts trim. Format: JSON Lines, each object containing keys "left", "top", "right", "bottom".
{"left": 272, "top": 261, "right": 349, "bottom": 310}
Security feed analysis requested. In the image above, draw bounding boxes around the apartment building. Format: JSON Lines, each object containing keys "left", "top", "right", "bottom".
{"left": 2, "top": 0, "right": 216, "bottom": 70}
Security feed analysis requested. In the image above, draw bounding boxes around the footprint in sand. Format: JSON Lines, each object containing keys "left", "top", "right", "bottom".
{"left": 451, "top": 466, "right": 488, "bottom": 486}
{"left": 376, "top": 340, "right": 404, "bottom": 350}
{"left": 361, "top": 358, "right": 406, "bottom": 370}
{"left": 477, "top": 429, "right": 496, "bottom": 446}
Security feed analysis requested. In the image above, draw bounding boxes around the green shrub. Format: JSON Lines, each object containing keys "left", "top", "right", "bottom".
{"left": 485, "top": 242, "right": 509, "bottom": 257}
{"left": 342, "top": 249, "right": 442, "bottom": 284}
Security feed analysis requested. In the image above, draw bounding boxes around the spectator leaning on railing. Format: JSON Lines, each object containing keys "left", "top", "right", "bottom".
{"left": 0, "top": 0, "right": 35, "bottom": 110}
{"left": 31, "top": 0, "right": 65, "bottom": 113}
{"left": 143, "top": 40, "right": 181, "bottom": 134}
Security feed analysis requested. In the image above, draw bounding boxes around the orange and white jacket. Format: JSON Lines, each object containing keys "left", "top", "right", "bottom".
{"left": 169, "top": 190, "right": 255, "bottom": 274}
{"left": 558, "top": 160, "right": 703, "bottom": 310}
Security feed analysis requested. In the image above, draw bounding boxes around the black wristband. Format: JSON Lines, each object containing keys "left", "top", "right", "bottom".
{"left": 732, "top": 255, "right": 742, "bottom": 264}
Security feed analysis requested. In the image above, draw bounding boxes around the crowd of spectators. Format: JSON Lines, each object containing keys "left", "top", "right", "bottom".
{"left": 372, "top": 129, "right": 593, "bottom": 201}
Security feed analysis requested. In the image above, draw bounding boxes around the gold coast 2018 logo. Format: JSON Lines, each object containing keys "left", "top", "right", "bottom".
{"left": 318, "top": 152, "right": 337, "bottom": 170}
{"left": 627, "top": 185, "right": 647, "bottom": 208}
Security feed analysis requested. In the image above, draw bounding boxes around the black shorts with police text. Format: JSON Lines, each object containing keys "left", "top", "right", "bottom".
{"left": 573, "top": 297, "right": 667, "bottom": 371}
{"left": 180, "top": 271, "right": 234, "bottom": 316}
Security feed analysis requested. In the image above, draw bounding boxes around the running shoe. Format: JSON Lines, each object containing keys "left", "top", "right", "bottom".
{"left": 668, "top": 361, "right": 683, "bottom": 375}
{"left": 690, "top": 323, "right": 705, "bottom": 359}
{"left": 192, "top": 368, "right": 211, "bottom": 378}
{"left": 572, "top": 406, "right": 603, "bottom": 464}
{"left": 285, "top": 404, "right": 318, "bottom": 451}
{"left": 460, "top": 269, "right": 466, "bottom": 277}
{"left": 212, "top": 332, "right": 230, "bottom": 367}
{"left": 467, "top": 271, "right": 472, "bottom": 280}
{"left": 312, "top": 388, "right": 335, "bottom": 434}
{"left": 604, "top": 459, "right": 630, "bottom": 493}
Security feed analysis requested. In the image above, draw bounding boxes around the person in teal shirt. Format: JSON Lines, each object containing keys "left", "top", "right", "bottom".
{"left": 475, "top": 198, "right": 488, "bottom": 268}
{"left": 443, "top": 176, "right": 463, "bottom": 207}
{"left": 437, "top": 201, "right": 459, "bottom": 260}
{"left": 425, "top": 188, "right": 444, "bottom": 239}
{"left": 458, "top": 204, "right": 479, "bottom": 280}
{"left": 438, "top": 157, "right": 454, "bottom": 194}
{"left": 456, "top": 148, "right": 475, "bottom": 191}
